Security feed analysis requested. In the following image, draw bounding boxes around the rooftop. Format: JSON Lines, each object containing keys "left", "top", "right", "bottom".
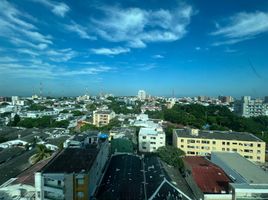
{"left": 211, "top": 152, "right": 268, "bottom": 184}
{"left": 41, "top": 147, "right": 99, "bottom": 173}
{"left": 184, "top": 156, "right": 231, "bottom": 194}
{"left": 139, "top": 128, "right": 164, "bottom": 136}
{"left": 94, "top": 110, "right": 113, "bottom": 114}
{"left": 175, "top": 128, "right": 263, "bottom": 142}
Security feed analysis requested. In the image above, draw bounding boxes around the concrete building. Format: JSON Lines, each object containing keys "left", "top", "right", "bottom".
{"left": 139, "top": 127, "right": 165, "bottom": 152}
{"left": 35, "top": 141, "right": 109, "bottom": 200}
{"left": 93, "top": 110, "right": 115, "bottom": 127}
{"left": 211, "top": 152, "right": 268, "bottom": 200}
{"left": 173, "top": 128, "right": 266, "bottom": 163}
{"left": 218, "top": 96, "right": 234, "bottom": 104}
{"left": 138, "top": 90, "right": 146, "bottom": 101}
{"left": 234, "top": 96, "right": 267, "bottom": 117}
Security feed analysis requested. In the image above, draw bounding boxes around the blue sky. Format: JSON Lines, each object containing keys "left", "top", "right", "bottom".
{"left": 0, "top": 0, "right": 268, "bottom": 97}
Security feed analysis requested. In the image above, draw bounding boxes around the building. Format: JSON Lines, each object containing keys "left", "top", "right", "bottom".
{"left": 218, "top": 96, "right": 234, "bottom": 104}
{"left": 139, "top": 127, "right": 165, "bottom": 152}
{"left": 96, "top": 154, "right": 193, "bottom": 200}
{"left": 93, "top": 110, "right": 115, "bottom": 127}
{"left": 211, "top": 152, "right": 268, "bottom": 200}
{"left": 234, "top": 96, "right": 267, "bottom": 117}
{"left": 173, "top": 128, "right": 266, "bottom": 163}
{"left": 138, "top": 90, "right": 146, "bottom": 101}
{"left": 184, "top": 156, "right": 232, "bottom": 200}
{"left": 35, "top": 142, "right": 109, "bottom": 200}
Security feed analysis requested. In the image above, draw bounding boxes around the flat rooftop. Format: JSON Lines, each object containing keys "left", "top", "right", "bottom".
{"left": 211, "top": 152, "right": 268, "bottom": 184}
{"left": 139, "top": 128, "right": 164, "bottom": 136}
{"left": 175, "top": 129, "right": 263, "bottom": 142}
{"left": 184, "top": 156, "right": 231, "bottom": 194}
{"left": 42, "top": 147, "right": 99, "bottom": 173}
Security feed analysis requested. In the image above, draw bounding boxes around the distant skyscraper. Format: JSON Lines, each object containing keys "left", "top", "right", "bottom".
{"left": 138, "top": 90, "right": 146, "bottom": 100}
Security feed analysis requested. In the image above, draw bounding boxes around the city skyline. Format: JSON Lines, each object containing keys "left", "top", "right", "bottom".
{"left": 1, "top": 0, "right": 268, "bottom": 97}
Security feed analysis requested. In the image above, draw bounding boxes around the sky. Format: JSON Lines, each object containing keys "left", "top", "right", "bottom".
{"left": 0, "top": 0, "right": 268, "bottom": 97}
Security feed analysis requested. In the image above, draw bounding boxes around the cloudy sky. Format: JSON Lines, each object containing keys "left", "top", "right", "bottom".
{"left": 0, "top": 0, "right": 268, "bottom": 97}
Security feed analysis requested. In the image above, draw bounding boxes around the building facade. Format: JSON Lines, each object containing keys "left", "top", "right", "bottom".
{"left": 234, "top": 96, "right": 268, "bottom": 117}
{"left": 139, "top": 127, "right": 165, "bottom": 152}
{"left": 35, "top": 141, "right": 109, "bottom": 200}
{"left": 93, "top": 110, "right": 115, "bottom": 127}
{"left": 137, "top": 90, "right": 146, "bottom": 101}
{"left": 173, "top": 128, "right": 266, "bottom": 163}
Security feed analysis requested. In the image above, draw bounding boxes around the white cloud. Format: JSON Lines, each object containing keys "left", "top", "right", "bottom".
{"left": 195, "top": 46, "right": 201, "bottom": 51}
{"left": 211, "top": 11, "right": 268, "bottom": 45}
{"left": 32, "top": 0, "right": 70, "bottom": 17}
{"left": 91, "top": 47, "right": 130, "bottom": 56}
{"left": 65, "top": 21, "right": 96, "bottom": 40}
{"left": 152, "top": 54, "right": 164, "bottom": 59}
{"left": 61, "top": 66, "right": 113, "bottom": 76}
{"left": 91, "top": 5, "right": 194, "bottom": 48}
{"left": 0, "top": 0, "right": 53, "bottom": 45}
{"left": 46, "top": 48, "right": 77, "bottom": 62}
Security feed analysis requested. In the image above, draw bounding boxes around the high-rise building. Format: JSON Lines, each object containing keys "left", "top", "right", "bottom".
{"left": 137, "top": 90, "right": 146, "bottom": 101}
{"left": 234, "top": 96, "right": 267, "bottom": 117}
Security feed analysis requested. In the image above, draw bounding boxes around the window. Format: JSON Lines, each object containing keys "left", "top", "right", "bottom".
{"left": 181, "top": 145, "right": 184, "bottom": 148}
{"left": 257, "top": 150, "right": 261, "bottom": 154}
{"left": 222, "top": 148, "right": 225, "bottom": 151}
{"left": 142, "top": 146, "right": 146, "bottom": 150}
{"left": 77, "top": 178, "right": 84, "bottom": 185}
{"left": 77, "top": 192, "right": 84, "bottom": 199}
{"left": 150, "top": 137, "right": 156, "bottom": 139}
{"left": 257, "top": 144, "right": 261, "bottom": 147}
{"left": 222, "top": 142, "right": 225, "bottom": 145}
{"left": 57, "top": 180, "right": 61, "bottom": 186}
{"left": 181, "top": 139, "right": 184, "bottom": 142}
{"left": 142, "top": 136, "right": 146, "bottom": 139}
{"left": 257, "top": 156, "right": 261, "bottom": 160}
{"left": 212, "top": 141, "right": 216, "bottom": 145}
{"left": 150, "top": 142, "right": 156, "bottom": 144}
{"left": 153, "top": 147, "right": 156, "bottom": 150}
{"left": 227, "top": 142, "right": 230, "bottom": 145}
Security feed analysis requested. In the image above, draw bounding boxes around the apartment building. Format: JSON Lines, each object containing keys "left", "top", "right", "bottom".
{"left": 139, "top": 127, "right": 165, "bottom": 152}
{"left": 35, "top": 141, "right": 109, "bottom": 200}
{"left": 93, "top": 110, "right": 115, "bottom": 127}
{"left": 234, "top": 96, "right": 268, "bottom": 117}
{"left": 137, "top": 90, "right": 146, "bottom": 101}
{"left": 173, "top": 128, "right": 266, "bottom": 163}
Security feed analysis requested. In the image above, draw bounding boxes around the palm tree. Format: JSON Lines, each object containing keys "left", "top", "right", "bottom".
{"left": 31, "top": 144, "right": 52, "bottom": 164}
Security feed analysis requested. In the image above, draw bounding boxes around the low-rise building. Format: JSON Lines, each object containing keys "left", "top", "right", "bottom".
{"left": 139, "top": 127, "right": 165, "bottom": 152}
{"left": 93, "top": 110, "right": 115, "bottom": 127}
{"left": 211, "top": 152, "right": 268, "bottom": 200}
{"left": 173, "top": 128, "right": 266, "bottom": 163}
{"left": 35, "top": 141, "right": 109, "bottom": 200}
{"left": 184, "top": 156, "right": 232, "bottom": 200}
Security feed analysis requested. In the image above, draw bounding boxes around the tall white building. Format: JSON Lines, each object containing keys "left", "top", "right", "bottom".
{"left": 234, "top": 96, "right": 268, "bottom": 117}
{"left": 137, "top": 90, "right": 146, "bottom": 101}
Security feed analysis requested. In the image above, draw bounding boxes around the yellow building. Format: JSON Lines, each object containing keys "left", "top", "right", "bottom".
{"left": 93, "top": 110, "right": 115, "bottom": 127}
{"left": 173, "top": 128, "right": 266, "bottom": 163}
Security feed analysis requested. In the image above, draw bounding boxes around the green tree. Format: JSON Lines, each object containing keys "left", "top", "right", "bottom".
{"left": 31, "top": 144, "right": 52, "bottom": 164}
{"left": 13, "top": 114, "right": 21, "bottom": 126}
{"left": 157, "top": 146, "right": 185, "bottom": 171}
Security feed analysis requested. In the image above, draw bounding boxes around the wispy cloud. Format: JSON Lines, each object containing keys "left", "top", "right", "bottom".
{"left": 138, "top": 63, "right": 157, "bottom": 71}
{"left": 91, "top": 47, "right": 130, "bottom": 56}
{"left": 211, "top": 11, "right": 268, "bottom": 45}
{"left": 65, "top": 21, "right": 96, "bottom": 40}
{"left": 91, "top": 4, "right": 194, "bottom": 48}
{"left": 0, "top": 0, "right": 53, "bottom": 45}
{"left": 31, "top": 0, "right": 70, "bottom": 17}
{"left": 152, "top": 54, "right": 164, "bottom": 59}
